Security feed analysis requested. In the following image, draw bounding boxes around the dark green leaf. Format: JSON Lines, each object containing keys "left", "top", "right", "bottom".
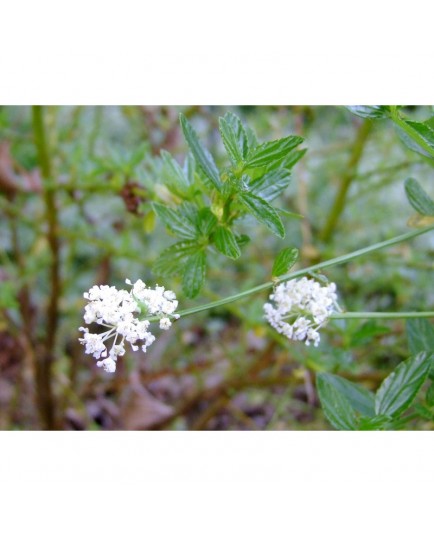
{"left": 197, "top": 208, "right": 217, "bottom": 236}
{"left": 316, "top": 373, "right": 358, "bottom": 430}
{"left": 238, "top": 192, "right": 285, "bottom": 238}
{"left": 407, "top": 318, "right": 434, "bottom": 355}
{"left": 235, "top": 234, "right": 250, "bottom": 247}
{"left": 249, "top": 169, "right": 291, "bottom": 202}
{"left": 358, "top": 415, "right": 391, "bottom": 431}
{"left": 218, "top": 113, "right": 249, "bottom": 165}
{"left": 153, "top": 240, "right": 201, "bottom": 276}
{"left": 152, "top": 203, "right": 197, "bottom": 239}
{"left": 213, "top": 226, "right": 241, "bottom": 259}
{"left": 272, "top": 247, "right": 299, "bottom": 277}
{"left": 161, "top": 150, "right": 190, "bottom": 193}
{"left": 375, "top": 352, "right": 431, "bottom": 418}
{"left": 404, "top": 178, "right": 434, "bottom": 216}
{"left": 346, "top": 106, "right": 390, "bottom": 119}
{"left": 350, "top": 320, "right": 390, "bottom": 347}
{"left": 318, "top": 373, "right": 375, "bottom": 417}
{"left": 245, "top": 135, "right": 304, "bottom": 169}
{"left": 179, "top": 114, "right": 221, "bottom": 191}
{"left": 182, "top": 250, "right": 206, "bottom": 298}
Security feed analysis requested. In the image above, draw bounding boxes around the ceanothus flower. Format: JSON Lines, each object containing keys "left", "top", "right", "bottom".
{"left": 264, "top": 277, "right": 339, "bottom": 347}
{"left": 79, "top": 279, "right": 179, "bottom": 373}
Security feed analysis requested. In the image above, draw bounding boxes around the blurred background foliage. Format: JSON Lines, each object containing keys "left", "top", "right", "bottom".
{"left": 0, "top": 105, "right": 433, "bottom": 430}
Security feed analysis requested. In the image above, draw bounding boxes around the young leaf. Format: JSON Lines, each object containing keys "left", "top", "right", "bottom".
{"left": 358, "top": 415, "right": 391, "bottom": 431}
{"left": 182, "top": 250, "right": 206, "bottom": 298}
{"left": 404, "top": 178, "right": 434, "bottom": 216}
{"left": 152, "top": 203, "right": 198, "bottom": 239}
{"left": 245, "top": 135, "right": 304, "bottom": 169}
{"left": 153, "top": 240, "right": 201, "bottom": 276}
{"left": 406, "top": 318, "right": 434, "bottom": 355}
{"left": 316, "top": 373, "right": 358, "bottom": 430}
{"left": 346, "top": 106, "right": 390, "bottom": 119}
{"left": 238, "top": 192, "right": 285, "bottom": 238}
{"left": 213, "top": 226, "right": 241, "bottom": 259}
{"left": 249, "top": 169, "right": 292, "bottom": 202}
{"left": 197, "top": 207, "right": 217, "bottom": 236}
{"left": 161, "top": 150, "right": 191, "bottom": 193}
{"left": 179, "top": 114, "right": 222, "bottom": 191}
{"left": 218, "top": 112, "right": 249, "bottom": 165}
{"left": 318, "top": 373, "right": 375, "bottom": 417}
{"left": 272, "top": 247, "right": 299, "bottom": 277}
{"left": 183, "top": 153, "right": 195, "bottom": 185}
{"left": 375, "top": 352, "right": 432, "bottom": 418}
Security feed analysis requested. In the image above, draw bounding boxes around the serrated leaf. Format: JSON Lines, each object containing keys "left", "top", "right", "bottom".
{"left": 238, "top": 192, "right": 285, "bottom": 238}
{"left": 375, "top": 352, "right": 431, "bottom": 418}
{"left": 404, "top": 178, "right": 434, "bottom": 216}
{"left": 346, "top": 106, "right": 390, "bottom": 119}
{"left": 153, "top": 240, "right": 200, "bottom": 276}
{"left": 316, "top": 373, "right": 358, "bottom": 430}
{"left": 318, "top": 373, "right": 375, "bottom": 417}
{"left": 152, "top": 203, "right": 198, "bottom": 239}
{"left": 197, "top": 207, "right": 217, "bottom": 236}
{"left": 179, "top": 114, "right": 221, "bottom": 191}
{"left": 249, "top": 169, "right": 291, "bottom": 202}
{"left": 272, "top": 247, "right": 299, "bottom": 277}
{"left": 160, "top": 150, "right": 190, "bottom": 193}
{"left": 218, "top": 113, "right": 248, "bottom": 165}
{"left": 407, "top": 318, "right": 434, "bottom": 355}
{"left": 245, "top": 135, "right": 304, "bottom": 169}
{"left": 182, "top": 250, "right": 206, "bottom": 298}
{"left": 213, "top": 226, "right": 241, "bottom": 259}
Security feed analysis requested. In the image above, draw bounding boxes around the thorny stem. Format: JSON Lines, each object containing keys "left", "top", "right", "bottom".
{"left": 32, "top": 106, "right": 60, "bottom": 430}
{"left": 147, "top": 224, "right": 434, "bottom": 322}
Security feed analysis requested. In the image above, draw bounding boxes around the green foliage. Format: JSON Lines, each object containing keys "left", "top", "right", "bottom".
{"left": 375, "top": 352, "right": 431, "bottom": 418}
{"left": 404, "top": 178, "right": 434, "bottom": 216}
{"left": 317, "top": 352, "right": 432, "bottom": 430}
{"left": 272, "top": 247, "right": 299, "bottom": 277}
{"left": 151, "top": 112, "right": 304, "bottom": 296}
{"left": 346, "top": 106, "right": 391, "bottom": 119}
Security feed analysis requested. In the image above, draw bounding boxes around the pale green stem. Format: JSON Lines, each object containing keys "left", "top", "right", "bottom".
{"left": 145, "top": 224, "right": 434, "bottom": 322}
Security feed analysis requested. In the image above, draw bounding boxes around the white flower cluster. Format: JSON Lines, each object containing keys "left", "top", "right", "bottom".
{"left": 79, "top": 279, "right": 179, "bottom": 373}
{"left": 264, "top": 277, "right": 339, "bottom": 347}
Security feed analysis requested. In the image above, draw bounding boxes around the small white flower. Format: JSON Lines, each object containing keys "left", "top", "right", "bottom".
{"left": 264, "top": 276, "right": 339, "bottom": 347}
{"left": 79, "top": 280, "right": 179, "bottom": 373}
{"left": 159, "top": 317, "right": 172, "bottom": 330}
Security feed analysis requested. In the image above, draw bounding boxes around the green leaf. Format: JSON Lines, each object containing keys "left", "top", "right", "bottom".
{"left": 245, "top": 135, "right": 304, "bottom": 169}
{"left": 272, "top": 247, "right": 299, "bottom": 277}
{"left": 375, "top": 352, "right": 431, "bottom": 418}
{"left": 358, "top": 415, "right": 391, "bottom": 431}
{"left": 218, "top": 113, "right": 249, "bottom": 165}
{"left": 152, "top": 203, "right": 198, "bottom": 239}
{"left": 316, "top": 373, "right": 358, "bottom": 430}
{"left": 179, "top": 114, "right": 221, "bottom": 191}
{"left": 160, "top": 150, "right": 190, "bottom": 193}
{"left": 182, "top": 250, "right": 206, "bottom": 298}
{"left": 406, "top": 318, "right": 434, "bottom": 355}
{"left": 197, "top": 207, "right": 217, "bottom": 236}
{"left": 183, "top": 153, "right": 195, "bottom": 185}
{"left": 318, "top": 373, "right": 375, "bottom": 417}
{"left": 346, "top": 106, "right": 390, "bottom": 119}
{"left": 426, "top": 383, "right": 434, "bottom": 407}
{"left": 213, "top": 226, "right": 241, "bottom": 259}
{"left": 350, "top": 320, "right": 390, "bottom": 347}
{"left": 404, "top": 178, "right": 434, "bottom": 216}
{"left": 238, "top": 192, "right": 285, "bottom": 238}
{"left": 153, "top": 240, "right": 200, "bottom": 276}
{"left": 249, "top": 169, "right": 291, "bottom": 202}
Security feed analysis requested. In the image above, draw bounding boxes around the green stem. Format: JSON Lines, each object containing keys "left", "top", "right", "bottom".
{"left": 331, "top": 312, "right": 434, "bottom": 320}
{"left": 147, "top": 224, "right": 434, "bottom": 321}
{"left": 320, "top": 119, "right": 373, "bottom": 243}
{"left": 389, "top": 106, "right": 434, "bottom": 159}
{"left": 32, "top": 105, "right": 59, "bottom": 430}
